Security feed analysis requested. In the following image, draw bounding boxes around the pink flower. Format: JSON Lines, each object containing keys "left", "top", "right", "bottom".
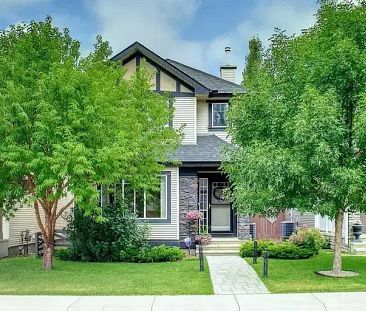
{"left": 187, "top": 210, "right": 202, "bottom": 221}
{"left": 195, "top": 234, "right": 212, "bottom": 245}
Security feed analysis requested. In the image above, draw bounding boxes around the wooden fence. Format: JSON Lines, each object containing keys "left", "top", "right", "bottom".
{"left": 35, "top": 229, "right": 68, "bottom": 257}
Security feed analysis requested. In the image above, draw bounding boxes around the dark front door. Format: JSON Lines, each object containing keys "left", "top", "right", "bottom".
{"left": 209, "top": 181, "right": 232, "bottom": 233}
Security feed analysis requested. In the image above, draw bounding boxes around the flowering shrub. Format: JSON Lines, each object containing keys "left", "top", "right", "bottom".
{"left": 289, "top": 226, "right": 326, "bottom": 254}
{"left": 195, "top": 233, "right": 212, "bottom": 245}
{"left": 186, "top": 210, "right": 202, "bottom": 221}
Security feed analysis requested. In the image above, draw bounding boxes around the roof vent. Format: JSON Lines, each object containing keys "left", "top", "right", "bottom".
{"left": 225, "top": 46, "right": 231, "bottom": 65}
{"left": 220, "top": 46, "right": 237, "bottom": 84}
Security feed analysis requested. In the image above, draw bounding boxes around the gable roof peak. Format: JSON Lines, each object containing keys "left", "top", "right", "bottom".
{"left": 111, "top": 42, "right": 244, "bottom": 95}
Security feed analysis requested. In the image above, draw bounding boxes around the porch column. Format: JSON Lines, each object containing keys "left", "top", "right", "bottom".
{"left": 179, "top": 175, "right": 198, "bottom": 240}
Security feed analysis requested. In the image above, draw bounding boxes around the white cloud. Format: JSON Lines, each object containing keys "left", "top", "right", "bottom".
{"left": 88, "top": 0, "right": 206, "bottom": 68}
{"left": 205, "top": 0, "right": 317, "bottom": 81}
{"left": 0, "top": 0, "right": 49, "bottom": 16}
{"left": 88, "top": 0, "right": 317, "bottom": 83}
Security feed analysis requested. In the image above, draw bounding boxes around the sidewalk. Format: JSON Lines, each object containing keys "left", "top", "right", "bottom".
{"left": 207, "top": 256, "right": 269, "bottom": 294}
{"left": 0, "top": 292, "right": 365, "bottom": 311}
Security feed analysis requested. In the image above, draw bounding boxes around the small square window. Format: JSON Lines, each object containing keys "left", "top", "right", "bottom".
{"left": 211, "top": 103, "right": 228, "bottom": 128}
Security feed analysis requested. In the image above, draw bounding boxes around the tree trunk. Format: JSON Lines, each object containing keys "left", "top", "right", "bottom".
{"left": 42, "top": 218, "right": 55, "bottom": 270}
{"left": 42, "top": 240, "right": 54, "bottom": 270}
{"left": 332, "top": 210, "right": 344, "bottom": 275}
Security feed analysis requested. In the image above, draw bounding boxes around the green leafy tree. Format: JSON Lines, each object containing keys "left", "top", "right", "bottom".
{"left": 224, "top": 1, "right": 366, "bottom": 275}
{"left": 0, "top": 17, "right": 180, "bottom": 269}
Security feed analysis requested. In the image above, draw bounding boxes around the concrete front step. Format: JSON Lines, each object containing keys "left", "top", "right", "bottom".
{"left": 196, "top": 238, "right": 243, "bottom": 256}
{"left": 203, "top": 243, "right": 242, "bottom": 248}
{"left": 202, "top": 249, "right": 240, "bottom": 256}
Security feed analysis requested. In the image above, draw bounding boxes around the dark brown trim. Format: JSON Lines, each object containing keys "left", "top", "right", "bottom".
{"left": 156, "top": 68, "right": 161, "bottom": 91}
{"left": 156, "top": 91, "right": 195, "bottom": 97}
{"left": 136, "top": 55, "right": 141, "bottom": 67}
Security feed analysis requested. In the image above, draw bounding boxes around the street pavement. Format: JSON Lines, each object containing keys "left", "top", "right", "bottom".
{"left": 0, "top": 292, "right": 365, "bottom": 310}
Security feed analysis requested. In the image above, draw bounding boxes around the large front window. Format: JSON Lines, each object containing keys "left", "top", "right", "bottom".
{"left": 211, "top": 103, "right": 228, "bottom": 128}
{"left": 122, "top": 175, "right": 167, "bottom": 219}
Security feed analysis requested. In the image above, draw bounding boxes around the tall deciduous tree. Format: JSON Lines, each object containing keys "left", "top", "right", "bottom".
{"left": 0, "top": 17, "right": 180, "bottom": 269}
{"left": 224, "top": 1, "right": 366, "bottom": 276}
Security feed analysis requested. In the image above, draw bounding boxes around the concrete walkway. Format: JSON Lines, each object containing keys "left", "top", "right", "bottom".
{"left": 0, "top": 293, "right": 366, "bottom": 310}
{"left": 206, "top": 255, "right": 269, "bottom": 294}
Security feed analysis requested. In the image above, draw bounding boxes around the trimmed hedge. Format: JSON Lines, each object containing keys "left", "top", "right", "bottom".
{"left": 240, "top": 227, "right": 326, "bottom": 260}
{"left": 239, "top": 240, "right": 314, "bottom": 259}
{"left": 120, "top": 245, "right": 185, "bottom": 263}
{"left": 56, "top": 244, "right": 185, "bottom": 263}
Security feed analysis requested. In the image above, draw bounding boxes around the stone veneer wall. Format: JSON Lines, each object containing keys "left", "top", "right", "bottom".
{"left": 179, "top": 176, "right": 198, "bottom": 240}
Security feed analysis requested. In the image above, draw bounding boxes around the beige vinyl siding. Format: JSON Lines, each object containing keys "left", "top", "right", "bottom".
{"left": 8, "top": 193, "right": 73, "bottom": 247}
{"left": 180, "top": 84, "right": 193, "bottom": 93}
{"left": 220, "top": 69, "right": 236, "bottom": 83}
{"left": 146, "top": 62, "right": 157, "bottom": 89}
{"left": 123, "top": 57, "right": 136, "bottom": 80}
{"left": 289, "top": 209, "right": 315, "bottom": 228}
{"left": 173, "top": 97, "right": 197, "bottom": 145}
{"left": 197, "top": 100, "right": 208, "bottom": 134}
{"left": 160, "top": 71, "right": 176, "bottom": 92}
{"left": 147, "top": 166, "right": 179, "bottom": 240}
{"left": 196, "top": 100, "right": 231, "bottom": 142}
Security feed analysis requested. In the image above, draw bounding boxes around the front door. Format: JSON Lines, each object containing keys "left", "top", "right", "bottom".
{"left": 210, "top": 181, "right": 232, "bottom": 233}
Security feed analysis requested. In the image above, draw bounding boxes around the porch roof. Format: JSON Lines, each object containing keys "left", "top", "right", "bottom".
{"left": 168, "top": 134, "right": 232, "bottom": 164}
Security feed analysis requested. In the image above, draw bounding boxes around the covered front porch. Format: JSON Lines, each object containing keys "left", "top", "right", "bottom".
{"left": 178, "top": 165, "right": 250, "bottom": 246}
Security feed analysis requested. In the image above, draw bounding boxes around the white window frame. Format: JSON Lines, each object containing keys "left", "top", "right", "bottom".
{"left": 211, "top": 102, "right": 228, "bottom": 128}
{"left": 122, "top": 175, "right": 168, "bottom": 220}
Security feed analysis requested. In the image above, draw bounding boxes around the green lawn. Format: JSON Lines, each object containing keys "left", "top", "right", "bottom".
{"left": 246, "top": 252, "right": 366, "bottom": 293}
{"left": 0, "top": 257, "right": 213, "bottom": 295}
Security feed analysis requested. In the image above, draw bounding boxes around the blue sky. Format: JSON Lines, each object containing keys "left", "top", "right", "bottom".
{"left": 0, "top": 0, "right": 319, "bottom": 82}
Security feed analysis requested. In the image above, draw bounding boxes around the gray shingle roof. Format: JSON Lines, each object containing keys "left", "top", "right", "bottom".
{"left": 168, "top": 134, "right": 233, "bottom": 163}
{"left": 166, "top": 59, "right": 244, "bottom": 94}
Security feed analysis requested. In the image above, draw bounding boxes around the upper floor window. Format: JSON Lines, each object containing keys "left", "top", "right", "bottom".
{"left": 210, "top": 103, "right": 228, "bottom": 128}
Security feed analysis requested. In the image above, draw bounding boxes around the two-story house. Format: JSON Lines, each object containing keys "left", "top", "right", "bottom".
{"left": 112, "top": 42, "right": 365, "bottom": 253}
{"left": 111, "top": 42, "right": 249, "bottom": 248}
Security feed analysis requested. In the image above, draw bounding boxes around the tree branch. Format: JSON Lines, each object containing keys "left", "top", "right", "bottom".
{"left": 34, "top": 200, "right": 48, "bottom": 241}
{"left": 55, "top": 197, "right": 74, "bottom": 219}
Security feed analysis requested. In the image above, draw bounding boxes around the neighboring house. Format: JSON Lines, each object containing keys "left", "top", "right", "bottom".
{"left": 289, "top": 209, "right": 363, "bottom": 251}
{"left": 1, "top": 195, "right": 72, "bottom": 257}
